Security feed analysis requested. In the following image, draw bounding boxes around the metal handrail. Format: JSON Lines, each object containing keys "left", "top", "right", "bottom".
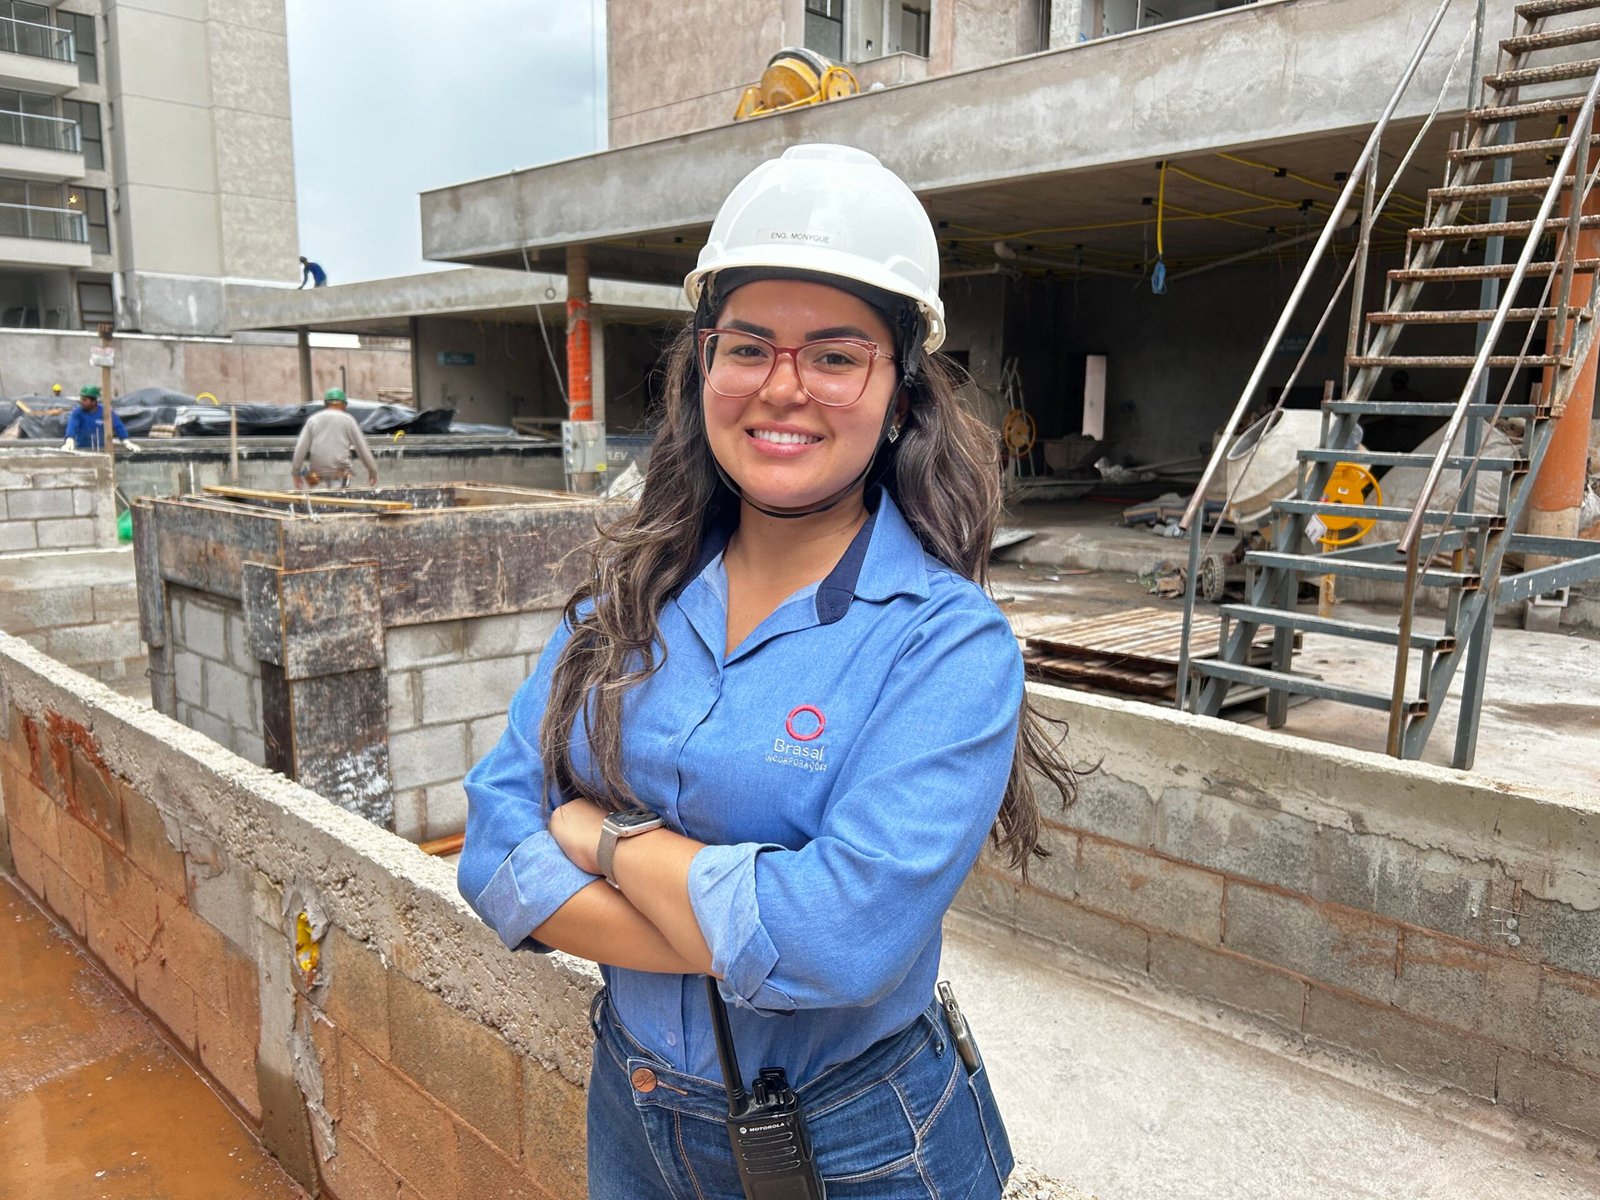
{"left": 0, "top": 15, "right": 75, "bottom": 63}
{"left": 0, "top": 200, "right": 88, "bottom": 243}
{"left": 0, "top": 109, "right": 81, "bottom": 153}
{"left": 1177, "top": 0, "right": 1458, "bottom": 532}
{"left": 1395, "top": 67, "right": 1600, "bottom": 555}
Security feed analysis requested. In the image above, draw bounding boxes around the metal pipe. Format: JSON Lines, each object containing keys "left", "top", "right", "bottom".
{"left": 1398, "top": 67, "right": 1600, "bottom": 555}
{"left": 1179, "top": 0, "right": 1457, "bottom": 533}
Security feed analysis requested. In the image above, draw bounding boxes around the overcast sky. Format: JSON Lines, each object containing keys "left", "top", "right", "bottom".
{"left": 284, "top": 0, "right": 606, "bottom": 284}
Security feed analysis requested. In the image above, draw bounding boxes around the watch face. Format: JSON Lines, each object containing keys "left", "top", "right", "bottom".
{"left": 608, "top": 810, "right": 663, "bottom": 833}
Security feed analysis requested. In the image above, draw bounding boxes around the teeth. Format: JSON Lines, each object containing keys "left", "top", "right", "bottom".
{"left": 751, "top": 429, "right": 821, "bottom": 445}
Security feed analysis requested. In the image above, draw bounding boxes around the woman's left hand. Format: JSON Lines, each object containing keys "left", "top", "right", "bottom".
{"left": 550, "top": 798, "right": 607, "bottom": 876}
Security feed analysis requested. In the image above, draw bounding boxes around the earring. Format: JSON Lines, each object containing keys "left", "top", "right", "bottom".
{"left": 887, "top": 422, "right": 902, "bottom": 443}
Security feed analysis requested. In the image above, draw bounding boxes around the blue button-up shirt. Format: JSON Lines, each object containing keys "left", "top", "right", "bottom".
{"left": 64, "top": 404, "right": 127, "bottom": 449}
{"left": 459, "top": 490, "right": 1023, "bottom": 1086}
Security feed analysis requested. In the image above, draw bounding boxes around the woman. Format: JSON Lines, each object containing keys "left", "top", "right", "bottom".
{"left": 460, "top": 143, "right": 1075, "bottom": 1199}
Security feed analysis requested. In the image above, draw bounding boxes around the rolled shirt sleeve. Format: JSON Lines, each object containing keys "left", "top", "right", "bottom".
{"left": 458, "top": 619, "right": 600, "bottom": 951}
{"left": 687, "top": 590, "right": 1024, "bottom": 1013}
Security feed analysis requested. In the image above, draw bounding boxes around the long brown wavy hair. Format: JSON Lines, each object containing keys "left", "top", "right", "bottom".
{"left": 540, "top": 296, "right": 1077, "bottom": 871}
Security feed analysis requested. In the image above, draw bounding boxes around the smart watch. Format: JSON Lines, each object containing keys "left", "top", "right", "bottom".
{"left": 597, "top": 809, "right": 665, "bottom": 887}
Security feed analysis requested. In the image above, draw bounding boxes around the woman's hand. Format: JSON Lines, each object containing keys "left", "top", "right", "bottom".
{"left": 549, "top": 798, "right": 608, "bottom": 875}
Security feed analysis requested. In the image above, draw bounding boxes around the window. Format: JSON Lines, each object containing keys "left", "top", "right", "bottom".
{"left": 805, "top": 0, "right": 844, "bottom": 60}
{"left": 61, "top": 100, "right": 101, "bottom": 168}
{"left": 901, "top": 2, "right": 930, "bottom": 57}
{"left": 62, "top": 11, "right": 95, "bottom": 82}
{"left": 0, "top": 89, "right": 64, "bottom": 151}
{"left": 0, "top": 176, "right": 85, "bottom": 242}
{"left": 77, "top": 279, "right": 113, "bottom": 328}
{"left": 65, "top": 185, "right": 108, "bottom": 253}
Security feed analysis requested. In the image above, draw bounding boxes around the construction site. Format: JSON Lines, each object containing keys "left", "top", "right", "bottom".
{"left": 2, "top": 0, "right": 1599, "bottom": 1197}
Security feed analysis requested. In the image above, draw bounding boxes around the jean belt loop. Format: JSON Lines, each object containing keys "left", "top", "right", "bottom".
{"left": 588, "top": 986, "right": 608, "bottom": 1034}
{"left": 923, "top": 1004, "right": 947, "bottom": 1056}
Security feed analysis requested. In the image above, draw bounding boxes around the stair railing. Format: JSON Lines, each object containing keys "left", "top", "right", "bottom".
{"left": 1174, "top": 0, "right": 1471, "bottom": 709}
{"left": 1386, "top": 64, "right": 1600, "bottom": 753}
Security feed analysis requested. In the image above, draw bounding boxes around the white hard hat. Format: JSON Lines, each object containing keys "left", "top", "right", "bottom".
{"left": 685, "top": 144, "right": 946, "bottom": 352}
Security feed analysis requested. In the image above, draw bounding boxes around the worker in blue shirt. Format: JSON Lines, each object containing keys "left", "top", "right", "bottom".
{"left": 459, "top": 144, "right": 1077, "bottom": 1200}
{"left": 61, "top": 385, "right": 137, "bottom": 452}
{"left": 298, "top": 256, "right": 327, "bottom": 288}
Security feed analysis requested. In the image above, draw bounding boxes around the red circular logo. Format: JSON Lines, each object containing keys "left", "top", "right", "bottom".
{"left": 785, "top": 705, "right": 826, "bottom": 741}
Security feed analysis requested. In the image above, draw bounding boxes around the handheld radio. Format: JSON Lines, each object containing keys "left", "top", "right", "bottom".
{"left": 705, "top": 976, "right": 827, "bottom": 1199}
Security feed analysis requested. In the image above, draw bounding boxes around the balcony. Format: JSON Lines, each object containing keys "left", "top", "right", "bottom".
{"left": 0, "top": 15, "right": 76, "bottom": 95}
{"left": 0, "top": 110, "right": 82, "bottom": 180}
{"left": 0, "top": 200, "right": 89, "bottom": 267}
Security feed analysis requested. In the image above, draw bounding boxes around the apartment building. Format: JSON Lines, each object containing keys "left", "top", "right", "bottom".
{"left": 0, "top": 0, "right": 296, "bottom": 339}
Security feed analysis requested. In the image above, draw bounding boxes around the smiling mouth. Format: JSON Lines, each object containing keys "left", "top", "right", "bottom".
{"left": 748, "top": 429, "right": 822, "bottom": 446}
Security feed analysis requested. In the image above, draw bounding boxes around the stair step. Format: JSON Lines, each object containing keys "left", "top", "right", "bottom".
{"left": 1219, "top": 604, "right": 1458, "bottom": 652}
{"left": 1192, "top": 659, "right": 1428, "bottom": 715}
{"left": 1367, "top": 306, "right": 1591, "bottom": 325}
{"left": 1470, "top": 94, "right": 1590, "bottom": 124}
{"left": 1323, "top": 400, "right": 1549, "bottom": 417}
{"left": 1516, "top": 0, "right": 1600, "bottom": 18}
{"left": 1388, "top": 258, "right": 1600, "bottom": 283}
{"left": 1408, "top": 214, "right": 1600, "bottom": 240}
{"left": 1298, "top": 447, "right": 1529, "bottom": 472}
{"left": 1485, "top": 57, "right": 1600, "bottom": 90}
{"left": 1271, "top": 499, "right": 1503, "bottom": 529}
{"left": 1247, "top": 550, "right": 1480, "bottom": 590}
{"left": 1430, "top": 175, "right": 1577, "bottom": 202}
{"left": 1502, "top": 21, "right": 1600, "bottom": 54}
{"left": 1346, "top": 353, "right": 1572, "bottom": 368}
{"left": 1451, "top": 134, "right": 1600, "bottom": 161}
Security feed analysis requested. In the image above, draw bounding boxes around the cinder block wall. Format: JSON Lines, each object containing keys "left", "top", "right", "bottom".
{"left": 167, "top": 585, "right": 265, "bottom": 765}
{"left": 959, "top": 685, "right": 1600, "bottom": 1145}
{"left": 385, "top": 612, "right": 561, "bottom": 841}
{"left": 0, "top": 549, "right": 144, "bottom": 683}
{"left": 0, "top": 637, "right": 1083, "bottom": 1200}
{"left": 0, "top": 451, "right": 118, "bottom": 555}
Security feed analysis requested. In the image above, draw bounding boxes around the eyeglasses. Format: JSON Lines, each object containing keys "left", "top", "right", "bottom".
{"left": 697, "top": 328, "right": 893, "bottom": 408}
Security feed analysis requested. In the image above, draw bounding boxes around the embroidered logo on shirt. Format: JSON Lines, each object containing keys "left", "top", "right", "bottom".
{"left": 767, "top": 705, "right": 828, "bottom": 773}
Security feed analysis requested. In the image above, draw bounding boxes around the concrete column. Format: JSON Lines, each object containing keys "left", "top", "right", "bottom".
{"left": 1532, "top": 149, "right": 1600, "bottom": 569}
{"left": 565, "top": 244, "right": 593, "bottom": 421}
{"left": 296, "top": 327, "right": 313, "bottom": 405}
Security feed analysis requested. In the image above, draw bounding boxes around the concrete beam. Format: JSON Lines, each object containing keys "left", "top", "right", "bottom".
{"left": 420, "top": 0, "right": 1518, "bottom": 279}
{"left": 225, "top": 266, "right": 688, "bottom": 336}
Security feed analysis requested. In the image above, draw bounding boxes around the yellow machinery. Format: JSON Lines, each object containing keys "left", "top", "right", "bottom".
{"left": 734, "top": 48, "right": 859, "bottom": 121}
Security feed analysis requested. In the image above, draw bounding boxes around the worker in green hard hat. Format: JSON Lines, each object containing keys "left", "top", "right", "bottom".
{"left": 291, "top": 386, "right": 378, "bottom": 489}
{"left": 62, "top": 383, "right": 138, "bottom": 452}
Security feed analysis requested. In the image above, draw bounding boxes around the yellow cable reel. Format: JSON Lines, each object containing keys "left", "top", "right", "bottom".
{"left": 1001, "top": 409, "right": 1037, "bottom": 458}
{"left": 1315, "top": 462, "right": 1381, "bottom": 548}
{"left": 733, "top": 48, "right": 860, "bottom": 120}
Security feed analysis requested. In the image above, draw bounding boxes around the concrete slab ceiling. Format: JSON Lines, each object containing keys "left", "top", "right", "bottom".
{"left": 224, "top": 266, "right": 688, "bottom": 337}
{"left": 419, "top": 0, "right": 1567, "bottom": 287}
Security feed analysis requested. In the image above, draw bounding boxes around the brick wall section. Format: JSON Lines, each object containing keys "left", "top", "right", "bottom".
{"left": 385, "top": 610, "right": 561, "bottom": 840}
{"left": 0, "top": 451, "right": 118, "bottom": 555}
{"left": 0, "top": 552, "right": 145, "bottom": 683}
{"left": 957, "top": 685, "right": 1600, "bottom": 1144}
{"left": 167, "top": 585, "right": 265, "bottom": 765}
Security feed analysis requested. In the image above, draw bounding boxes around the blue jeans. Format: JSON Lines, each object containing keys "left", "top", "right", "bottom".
{"left": 587, "top": 989, "right": 1013, "bottom": 1199}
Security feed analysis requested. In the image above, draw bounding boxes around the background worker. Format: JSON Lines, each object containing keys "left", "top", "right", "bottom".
{"left": 298, "top": 256, "right": 328, "bottom": 289}
{"left": 291, "top": 387, "right": 378, "bottom": 489}
{"left": 50, "top": 383, "right": 62, "bottom": 399}
{"left": 61, "top": 385, "right": 138, "bottom": 452}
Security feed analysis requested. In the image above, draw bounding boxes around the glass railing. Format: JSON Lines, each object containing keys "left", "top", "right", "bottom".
{"left": 0, "top": 110, "right": 79, "bottom": 153}
{"left": 0, "top": 200, "right": 87, "bottom": 243}
{"left": 0, "top": 15, "right": 75, "bottom": 63}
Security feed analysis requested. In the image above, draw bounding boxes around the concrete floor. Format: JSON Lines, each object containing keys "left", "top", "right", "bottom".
{"left": 941, "top": 913, "right": 1600, "bottom": 1200}
{"left": 0, "top": 875, "right": 304, "bottom": 1200}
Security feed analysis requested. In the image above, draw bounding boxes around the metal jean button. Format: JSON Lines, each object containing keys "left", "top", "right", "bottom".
{"left": 631, "top": 1066, "right": 658, "bottom": 1093}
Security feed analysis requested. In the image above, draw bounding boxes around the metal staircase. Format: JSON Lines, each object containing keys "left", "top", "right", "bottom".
{"left": 1177, "top": 0, "right": 1600, "bottom": 769}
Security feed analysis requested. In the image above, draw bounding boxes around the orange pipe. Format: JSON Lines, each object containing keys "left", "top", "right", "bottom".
{"left": 1534, "top": 147, "right": 1600, "bottom": 516}
{"left": 418, "top": 833, "right": 465, "bottom": 857}
{"left": 566, "top": 244, "right": 593, "bottom": 422}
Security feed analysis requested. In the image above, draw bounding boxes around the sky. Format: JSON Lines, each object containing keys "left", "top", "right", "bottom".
{"left": 284, "top": 0, "right": 606, "bottom": 284}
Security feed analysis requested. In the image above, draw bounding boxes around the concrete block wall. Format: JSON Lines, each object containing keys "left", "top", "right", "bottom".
{"left": 957, "top": 685, "right": 1600, "bottom": 1146}
{"left": 166, "top": 585, "right": 264, "bottom": 765}
{"left": 0, "top": 550, "right": 144, "bottom": 684}
{"left": 0, "top": 636, "right": 1082, "bottom": 1200}
{"left": 0, "top": 451, "right": 118, "bottom": 555}
{"left": 384, "top": 610, "right": 561, "bottom": 841}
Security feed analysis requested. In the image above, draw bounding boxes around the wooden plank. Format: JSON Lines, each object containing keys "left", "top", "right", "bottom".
{"left": 202, "top": 485, "right": 413, "bottom": 512}
{"left": 129, "top": 500, "right": 165, "bottom": 649}
{"left": 153, "top": 497, "right": 284, "bottom": 597}
{"left": 1025, "top": 608, "right": 1280, "bottom": 668}
{"left": 288, "top": 668, "right": 392, "bottom": 829}
{"left": 278, "top": 562, "right": 384, "bottom": 681}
